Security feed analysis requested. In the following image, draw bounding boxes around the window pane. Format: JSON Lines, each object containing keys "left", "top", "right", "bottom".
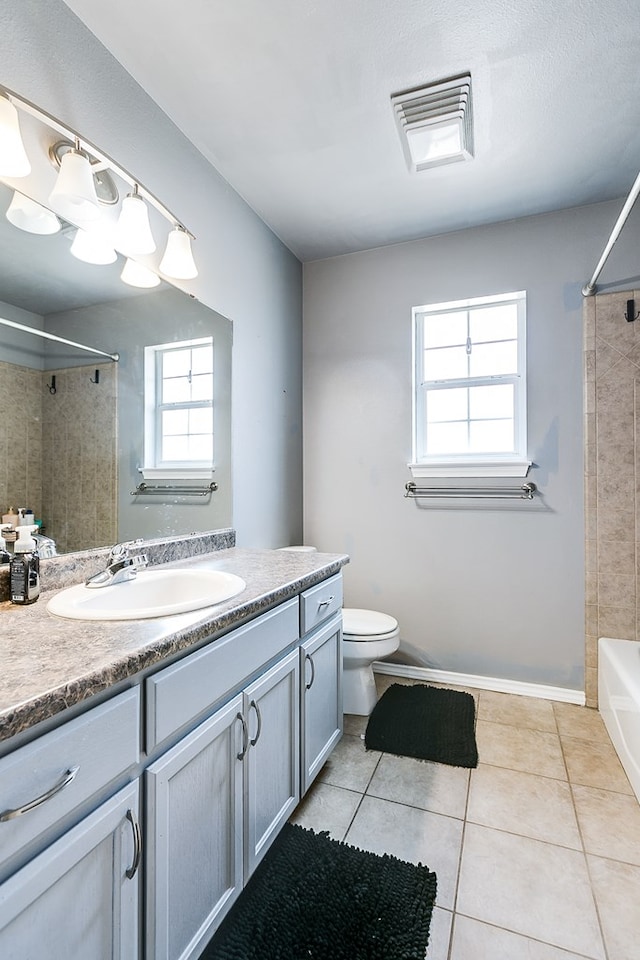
{"left": 191, "top": 346, "right": 213, "bottom": 375}
{"left": 162, "top": 410, "right": 189, "bottom": 436}
{"left": 469, "top": 304, "right": 517, "bottom": 343}
{"left": 426, "top": 421, "right": 468, "bottom": 454}
{"left": 469, "top": 383, "right": 513, "bottom": 420}
{"left": 162, "top": 436, "right": 190, "bottom": 461}
{"left": 162, "top": 377, "right": 191, "bottom": 404}
{"left": 469, "top": 419, "right": 514, "bottom": 453}
{"left": 188, "top": 435, "right": 213, "bottom": 461}
{"left": 189, "top": 407, "right": 213, "bottom": 434}
{"left": 424, "top": 345, "right": 468, "bottom": 381}
{"left": 423, "top": 312, "right": 467, "bottom": 348}
{"left": 191, "top": 373, "right": 213, "bottom": 402}
{"left": 162, "top": 349, "right": 191, "bottom": 378}
{"left": 469, "top": 340, "right": 517, "bottom": 377}
{"left": 426, "top": 387, "right": 468, "bottom": 423}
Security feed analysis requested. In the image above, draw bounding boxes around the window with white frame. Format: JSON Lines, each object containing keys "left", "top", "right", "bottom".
{"left": 411, "top": 291, "right": 528, "bottom": 477}
{"left": 144, "top": 337, "right": 214, "bottom": 471}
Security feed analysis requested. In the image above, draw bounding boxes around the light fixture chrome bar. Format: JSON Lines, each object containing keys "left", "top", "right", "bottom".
{"left": 0, "top": 84, "right": 195, "bottom": 239}
{"left": 0, "top": 316, "right": 119, "bottom": 361}
{"left": 404, "top": 482, "right": 536, "bottom": 500}
{"left": 582, "top": 169, "right": 640, "bottom": 296}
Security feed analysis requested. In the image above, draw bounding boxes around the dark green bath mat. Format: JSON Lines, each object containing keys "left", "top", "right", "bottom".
{"left": 365, "top": 683, "right": 478, "bottom": 767}
{"left": 200, "top": 822, "right": 437, "bottom": 960}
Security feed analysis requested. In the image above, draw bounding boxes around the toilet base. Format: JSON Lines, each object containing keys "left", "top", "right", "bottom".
{"left": 343, "top": 661, "right": 379, "bottom": 716}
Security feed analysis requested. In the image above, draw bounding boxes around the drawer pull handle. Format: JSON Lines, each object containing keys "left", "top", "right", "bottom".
{"left": 317, "top": 596, "right": 334, "bottom": 610}
{"left": 236, "top": 712, "right": 249, "bottom": 760}
{"left": 0, "top": 766, "right": 80, "bottom": 822}
{"left": 125, "top": 808, "right": 142, "bottom": 880}
{"left": 305, "top": 653, "right": 315, "bottom": 690}
{"left": 249, "top": 699, "right": 262, "bottom": 747}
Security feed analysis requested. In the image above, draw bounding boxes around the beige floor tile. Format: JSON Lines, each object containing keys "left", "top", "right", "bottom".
{"left": 573, "top": 784, "right": 640, "bottom": 863}
{"left": 450, "top": 915, "right": 596, "bottom": 959}
{"left": 552, "top": 702, "right": 610, "bottom": 743}
{"left": 456, "top": 824, "right": 605, "bottom": 958}
{"left": 343, "top": 713, "right": 367, "bottom": 737}
{"left": 374, "top": 673, "right": 418, "bottom": 695}
{"left": 588, "top": 855, "right": 640, "bottom": 960}
{"left": 426, "top": 907, "right": 453, "bottom": 960}
{"left": 345, "top": 795, "right": 463, "bottom": 910}
{"left": 289, "top": 781, "right": 361, "bottom": 841}
{"left": 367, "top": 753, "right": 470, "bottom": 820}
{"left": 561, "top": 735, "right": 633, "bottom": 794}
{"left": 475, "top": 720, "right": 567, "bottom": 779}
{"left": 467, "top": 764, "right": 581, "bottom": 848}
{"left": 316, "top": 733, "right": 381, "bottom": 792}
{"left": 478, "top": 690, "right": 557, "bottom": 732}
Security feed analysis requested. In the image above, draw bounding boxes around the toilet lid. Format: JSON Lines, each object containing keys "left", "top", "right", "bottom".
{"left": 342, "top": 608, "right": 398, "bottom": 636}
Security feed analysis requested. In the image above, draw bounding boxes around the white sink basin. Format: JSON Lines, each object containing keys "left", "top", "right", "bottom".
{"left": 46, "top": 568, "right": 246, "bottom": 621}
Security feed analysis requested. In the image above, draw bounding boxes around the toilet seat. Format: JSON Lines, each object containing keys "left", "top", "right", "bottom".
{"left": 342, "top": 608, "right": 398, "bottom": 640}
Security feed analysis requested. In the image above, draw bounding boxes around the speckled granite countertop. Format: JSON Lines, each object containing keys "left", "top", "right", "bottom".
{"left": 0, "top": 547, "right": 348, "bottom": 746}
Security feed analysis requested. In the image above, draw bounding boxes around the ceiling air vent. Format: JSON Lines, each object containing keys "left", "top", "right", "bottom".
{"left": 391, "top": 73, "right": 473, "bottom": 173}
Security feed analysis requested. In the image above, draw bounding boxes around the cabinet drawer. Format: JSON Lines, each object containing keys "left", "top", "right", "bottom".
{"left": 299, "top": 574, "right": 343, "bottom": 635}
{"left": 146, "top": 598, "right": 299, "bottom": 753}
{"left": 0, "top": 687, "right": 140, "bottom": 876}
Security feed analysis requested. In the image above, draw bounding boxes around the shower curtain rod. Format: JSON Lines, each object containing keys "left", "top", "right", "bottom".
{"left": 582, "top": 169, "right": 640, "bottom": 297}
{"left": 0, "top": 316, "right": 119, "bottom": 362}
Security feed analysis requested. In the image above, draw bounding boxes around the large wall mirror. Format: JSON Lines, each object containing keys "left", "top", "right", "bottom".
{"left": 0, "top": 168, "right": 232, "bottom": 560}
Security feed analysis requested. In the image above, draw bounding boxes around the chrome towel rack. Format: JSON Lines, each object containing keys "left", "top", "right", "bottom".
{"left": 405, "top": 481, "right": 537, "bottom": 500}
{"left": 131, "top": 481, "right": 218, "bottom": 497}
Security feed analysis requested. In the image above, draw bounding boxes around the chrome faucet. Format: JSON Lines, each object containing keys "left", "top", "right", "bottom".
{"left": 85, "top": 540, "right": 149, "bottom": 588}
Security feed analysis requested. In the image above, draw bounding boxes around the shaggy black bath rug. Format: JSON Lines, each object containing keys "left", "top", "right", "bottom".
{"left": 201, "top": 822, "right": 437, "bottom": 960}
{"left": 365, "top": 683, "right": 478, "bottom": 767}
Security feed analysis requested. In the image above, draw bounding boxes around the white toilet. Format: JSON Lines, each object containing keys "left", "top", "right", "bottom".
{"left": 278, "top": 546, "right": 400, "bottom": 716}
{"left": 342, "top": 608, "right": 400, "bottom": 716}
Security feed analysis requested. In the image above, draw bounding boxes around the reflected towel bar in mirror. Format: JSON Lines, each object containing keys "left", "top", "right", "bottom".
{"left": 131, "top": 481, "right": 218, "bottom": 496}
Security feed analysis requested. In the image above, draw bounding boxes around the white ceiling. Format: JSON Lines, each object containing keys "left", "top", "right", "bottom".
{"left": 62, "top": 0, "right": 640, "bottom": 261}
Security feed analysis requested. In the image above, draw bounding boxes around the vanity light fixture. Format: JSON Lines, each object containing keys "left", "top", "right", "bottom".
{"left": 5, "top": 191, "right": 61, "bottom": 234}
{"left": 0, "top": 85, "right": 198, "bottom": 285}
{"left": 0, "top": 93, "right": 31, "bottom": 177}
{"left": 48, "top": 139, "right": 101, "bottom": 222}
{"left": 391, "top": 73, "right": 474, "bottom": 172}
{"left": 115, "top": 184, "right": 156, "bottom": 256}
{"left": 121, "top": 257, "right": 161, "bottom": 288}
{"left": 159, "top": 225, "right": 198, "bottom": 280}
{"left": 70, "top": 227, "right": 118, "bottom": 265}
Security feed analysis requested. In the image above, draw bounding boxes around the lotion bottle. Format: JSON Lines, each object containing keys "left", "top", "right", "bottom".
{"left": 10, "top": 525, "right": 40, "bottom": 605}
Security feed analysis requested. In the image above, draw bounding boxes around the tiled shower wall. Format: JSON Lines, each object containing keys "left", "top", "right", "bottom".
{"left": 0, "top": 360, "right": 117, "bottom": 555}
{"left": 584, "top": 288, "right": 640, "bottom": 706}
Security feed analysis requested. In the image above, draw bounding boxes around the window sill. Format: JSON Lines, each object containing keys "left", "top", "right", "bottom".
{"left": 140, "top": 467, "right": 215, "bottom": 482}
{"left": 408, "top": 460, "right": 531, "bottom": 479}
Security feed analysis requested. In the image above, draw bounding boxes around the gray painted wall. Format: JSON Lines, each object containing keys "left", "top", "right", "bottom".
{"left": 1, "top": 0, "right": 303, "bottom": 547}
{"left": 0, "top": 301, "right": 44, "bottom": 369}
{"left": 303, "top": 199, "right": 640, "bottom": 691}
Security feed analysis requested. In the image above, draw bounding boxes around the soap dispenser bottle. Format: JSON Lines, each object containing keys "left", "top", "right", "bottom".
{"left": 10, "top": 525, "right": 40, "bottom": 604}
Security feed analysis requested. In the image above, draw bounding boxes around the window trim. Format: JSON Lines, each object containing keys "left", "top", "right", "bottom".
{"left": 410, "top": 291, "right": 530, "bottom": 479}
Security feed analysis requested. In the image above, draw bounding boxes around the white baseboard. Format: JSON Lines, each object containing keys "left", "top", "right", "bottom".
{"left": 373, "top": 662, "right": 586, "bottom": 706}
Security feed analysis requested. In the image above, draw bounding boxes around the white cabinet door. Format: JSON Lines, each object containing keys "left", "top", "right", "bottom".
{"left": 145, "top": 694, "right": 244, "bottom": 960}
{"left": 301, "top": 613, "right": 343, "bottom": 795}
{"left": 243, "top": 648, "right": 300, "bottom": 879}
{"left": 0, "top": 781, "right": 140, "bottom": 960}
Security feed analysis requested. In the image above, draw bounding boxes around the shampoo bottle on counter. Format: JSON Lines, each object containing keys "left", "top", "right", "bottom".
{"left": 10, "top": 525, "right": 40, "bottom": 605}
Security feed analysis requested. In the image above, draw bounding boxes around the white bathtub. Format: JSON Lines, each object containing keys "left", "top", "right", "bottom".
{"left": 598, "top": 637, "right": 640, "bottom": 802}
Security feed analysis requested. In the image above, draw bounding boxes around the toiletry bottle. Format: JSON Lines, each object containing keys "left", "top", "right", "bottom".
{"left": 10, "top": 525, "right": 40, "bottom": 605}
{"left": 2, "top": 507, "right": 18, "bottom": 527}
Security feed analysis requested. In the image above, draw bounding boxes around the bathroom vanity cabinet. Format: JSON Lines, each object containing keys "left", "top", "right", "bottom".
{"left": 0, "top": 563, "right": 344, "bottom": 960}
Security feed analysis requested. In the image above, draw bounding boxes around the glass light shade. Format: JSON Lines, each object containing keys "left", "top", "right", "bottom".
{"left": 0, "top": 95, "right": 31, "bottom": 177}
{"left": 115, "top": 193, "right": 156, "bottom": 256}
{"left": 70, "top": 228, "right": 117, "bottom": 265}
{"left": 48, "top": 149, "right": 101, "bottom": 222}
{"left": 120, "top": 257, "right": 160, "bottom": 288}
{"left": 159, "top": 227, "right": 198, "bottom": 280}
{"left": 6, "top": 192, "right": 60, "bottom": 235}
